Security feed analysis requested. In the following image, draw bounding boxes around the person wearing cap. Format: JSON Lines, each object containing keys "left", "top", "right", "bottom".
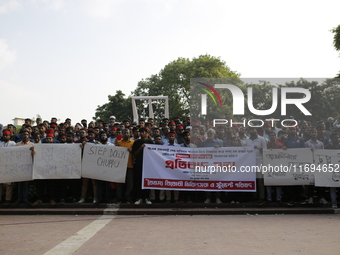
{"left": 41, "top": 129, "right": 60, "bottom": 143}
{"left": 108, "top": 116, "right": 116, "bottom": 127}
{"left": 246, "top": 127, "right": 267, "bottom": 205}
{"left": 169, "top": 122, "right": 176, "bottom": 132}
{"left": 0, "top": 129, "right": 16, "bottom": 205}
{"left": 36, "top": 117, "right": 42, "bottom": 125}
{"left": 175, "top": 125, "right": 185, "bottom": 144}
{"left": 326, "top": 132, "right": 340, "bottom": 208}
{"left": 14, "top": 130, "right": 35, "bottom": 206}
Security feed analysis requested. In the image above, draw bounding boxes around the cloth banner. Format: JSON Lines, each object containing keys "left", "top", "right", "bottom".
{"left": 263, "top": 148, "right": 314, "bottom": 186}
{"left": 0, "top": 145, "right": 33, "bottom": 183}
{"left": 81, "top": 143, "right": 128, "bottom": 183}
{"left": 33, "top": 144, "right": 82, "bottom": 179}
{"left": 142, "top": 144, "right": 256, "bottom": 191}
{"left": 314, "top": 149, "right": 340, "bottom": 187}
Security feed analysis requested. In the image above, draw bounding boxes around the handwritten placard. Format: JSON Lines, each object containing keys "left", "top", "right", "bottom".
{"left": 81, "top": 143, "right": 128, "bottom": 183}
{"left": 0, "top": 146, "right": 33, "bottom": 183}
{"left": 314, "top": 149, "right": 340, "bottom": 187}
{"left": 263, "top": 148, "right": 314, "bottom": 186}
{"left": 33, "top": 144, "right": 82, "bottom": 179}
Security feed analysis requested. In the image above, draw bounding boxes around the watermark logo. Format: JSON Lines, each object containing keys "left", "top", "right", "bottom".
{"left": 200, "top": 84, "right": 311, "bottom": 116}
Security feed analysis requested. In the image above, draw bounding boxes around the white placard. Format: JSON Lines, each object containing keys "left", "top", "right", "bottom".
{"left": 0, "top": 146, "right": 33, "bottom": 183}
{"left": 314, "top": 149, "right": 340, "bottom": 187}
{"left": 81, "top": 143, "right": 128, "bottom": 183}
{"left": 263, "top": 148, "right": 314, "bottom": 186}
{"left": 33, "top": 144, "right": 82, "bottom": 179}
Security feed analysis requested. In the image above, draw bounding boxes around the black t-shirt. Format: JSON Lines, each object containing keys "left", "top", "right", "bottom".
{"left": 132, "top": 138, "right": 154, "bottom": 167}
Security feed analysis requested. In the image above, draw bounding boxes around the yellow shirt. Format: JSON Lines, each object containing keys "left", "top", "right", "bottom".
{"left": 117, "top": 139, "right": 134, "bottom": 168}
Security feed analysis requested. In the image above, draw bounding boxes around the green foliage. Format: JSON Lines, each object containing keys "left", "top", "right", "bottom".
{"left": 132, "top": 55, "right": 240, "bottom": 120}
{"left": 331, "top": 25, "right": 340, "bottom": 77}
{"left": 94, "top": 90, "right": 133, "bottom": 122}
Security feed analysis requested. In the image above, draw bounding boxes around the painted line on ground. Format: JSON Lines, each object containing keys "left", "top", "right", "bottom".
{"left": 44, "top": 208, "right": 118, "bottom": 255}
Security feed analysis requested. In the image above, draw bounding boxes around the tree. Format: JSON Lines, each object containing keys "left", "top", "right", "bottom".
{"left": 94, "top": 90, "right": 133, "bottom": 122}
{"left": 331, "top": 25, "right": 340, "bottom": 77}
{"left": 132, "top": 55, "right": 240, "bottom": 120}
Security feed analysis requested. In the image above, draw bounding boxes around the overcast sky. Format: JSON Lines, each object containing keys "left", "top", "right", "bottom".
{"left": 0, "top": 0, "right": 339, "bottom": 125}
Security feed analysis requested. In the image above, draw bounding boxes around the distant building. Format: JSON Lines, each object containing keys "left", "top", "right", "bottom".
{"left": 13, "top": 117, "right": 25, "bottom": 126}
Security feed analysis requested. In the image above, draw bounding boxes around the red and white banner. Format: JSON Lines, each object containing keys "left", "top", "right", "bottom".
{"left": 142, "top": 144, "right": 256, "bottom": 191}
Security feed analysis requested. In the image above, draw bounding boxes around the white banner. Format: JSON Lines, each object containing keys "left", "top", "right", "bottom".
{"left": 142, "top": 145, "right": 256, "bottom": 191}
{"left": 33, "top": 144, "right": 82, "bottom": 179}
{"left": 0, "top": 146, "right": 33, "bottom": 183}
{"left": 263, "top": 148, "right": 314, "bottom": 186}
{"left": 81, "top": 143, "right": 128, "bottom": 183}
{"left": 314, "top": 149, "right": 340, "bottom": 187}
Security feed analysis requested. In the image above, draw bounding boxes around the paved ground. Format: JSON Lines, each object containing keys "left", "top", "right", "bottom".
{"left": 1, "top": 214, "right": 339, "bottom": 255}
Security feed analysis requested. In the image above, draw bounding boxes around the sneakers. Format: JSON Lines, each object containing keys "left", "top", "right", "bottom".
{"left": 134, "top": 198, "right": 142, "bottom": 205}
{"left": 332, "top": 203, "right": 337, "bottom": 209}
{"left": 78, "top": 198, "right": 85, "bottom": 204}
{"left": 93, "top": 198, "right": 98, "bottom": 204}
{"left": 215, "top": 198, "right": 222, "bottom": 204}
{"left": 307, "top": 197, "right": 314, "bottom": 204}
{"left": 145, "top": 198, "right": 152, "bottom": 205}
{"left": 204, "top": 198, "right": 211, "bottom": 204}
{"left": 319, "top": 197, "right": 328, "bottom": 205}
{"left": 287, "top": 200, "right": 295, "bottom": 206}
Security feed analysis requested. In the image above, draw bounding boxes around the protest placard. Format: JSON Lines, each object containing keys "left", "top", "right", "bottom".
{"left": 33, "top": 144, "right": 82, "bottom": 179}
{"left": 263, "top": 148, "right": 314, "bottom": 185}
{"left": 314, "top": 149, "right": 340, "bottom": 187}
{"left": 142, "top": 144, "right": 256, "bottom": 191}
{"left": 81, "top": 143, "right": 128, "bottom": 182}
{"left": 0, "top": 146, "right": 33, "bottom": 183}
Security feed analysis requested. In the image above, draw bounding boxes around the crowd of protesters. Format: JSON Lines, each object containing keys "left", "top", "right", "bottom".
{"left": 0, "top": 115, "right": 339, "bottom": 209}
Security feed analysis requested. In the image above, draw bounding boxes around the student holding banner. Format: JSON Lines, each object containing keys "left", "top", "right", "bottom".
{"left": 325, "top": 132, "right": 340, "bottom": 208}
{"left": 199, "top": 128, "right": 223, "bottom": 204}
{"left": 283, "top": 126, "right": 306, "bottom": 206}
{"left": 0, "top": 129, "right": 16, "bottom": 205}
{"left": 266, "top": 131, "right": 283, "bottom": 203}
{"left": 14, "top": 130, "right": 35, "bottom": 206}
{"left": 246, "top": 127, "right": 267, "bottom": 205}
{"left": 132, "top": 127, "right": 154, "bottom": 205}
{"left": 304, "top": 128, "right": 328, "bottom": 205}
